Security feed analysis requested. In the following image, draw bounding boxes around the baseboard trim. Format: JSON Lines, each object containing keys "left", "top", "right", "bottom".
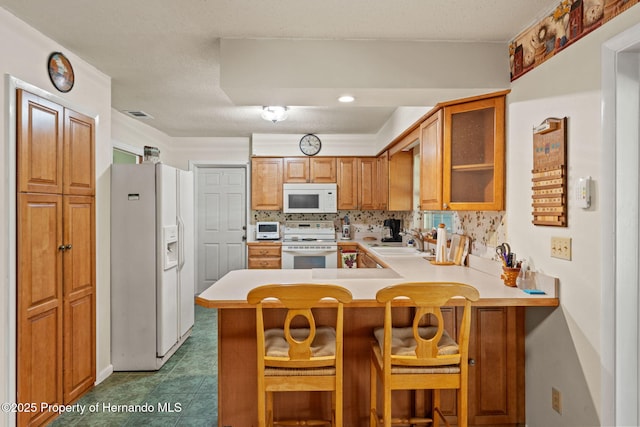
{"left": 96, "top": 364, "right": 114, "bottom": 385}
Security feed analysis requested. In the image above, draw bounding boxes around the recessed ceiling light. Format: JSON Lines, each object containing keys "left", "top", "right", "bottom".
{"left": 338, "top": 95, "right": 355, "bottom": 103}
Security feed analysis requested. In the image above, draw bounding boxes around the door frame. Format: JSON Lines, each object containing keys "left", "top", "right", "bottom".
{"left": 4, "top": 75, "right": 99, "bottom": 426}
{"left": 601, "top": 22, "right": 640, "bottom": 427}
{"left": 189, "top": 160, "right": 250, "bottom": 293}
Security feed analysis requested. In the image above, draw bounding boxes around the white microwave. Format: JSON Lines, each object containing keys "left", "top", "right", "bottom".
{"left": 283, "top": 183, "right": 337, "bottom": 214}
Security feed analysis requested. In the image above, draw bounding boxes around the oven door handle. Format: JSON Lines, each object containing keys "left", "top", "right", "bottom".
{"left": 282, "top": 249, "right": 337, "bottom": 255}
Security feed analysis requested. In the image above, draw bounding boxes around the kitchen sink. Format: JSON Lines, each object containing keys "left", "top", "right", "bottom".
{"left": 368, "top": 246, "right": 425, "bottom": 257}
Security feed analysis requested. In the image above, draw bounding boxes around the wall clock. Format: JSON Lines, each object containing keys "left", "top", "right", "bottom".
{"left": 48, "top": 52, "right": 75, "bottom": 93}
{"left": 299, "top": 134, "right": 321, "bottom": 156}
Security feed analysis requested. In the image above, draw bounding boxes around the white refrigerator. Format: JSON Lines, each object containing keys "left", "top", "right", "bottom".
{"left": 111, "top": 163, "right": 195, "bottom": 370}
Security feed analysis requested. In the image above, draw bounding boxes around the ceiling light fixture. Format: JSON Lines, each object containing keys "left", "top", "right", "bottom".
{"left": 338, "top": 95, "right": 355, "bottom": 103}
{"left": 261, "top": 106, "right": 288, "bottom": 123}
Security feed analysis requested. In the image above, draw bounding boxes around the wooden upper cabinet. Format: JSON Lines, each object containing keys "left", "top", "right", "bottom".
{"left": 251, "top": 158, "right": 283, "bottom": 210}
{"left": 17, "top": 90, "right": 95, "bottom": 196}
{"left": 444, "top": 95, "right": 505, "bottom": 211}
{"left": 337, "top": 156, "right": 387, "bottom": 210}
{"left": 283, "top": 157, "right": 336, "bottom": 183}
{"left": 283, "top": 157, "right": 309, "bottom": 182}
{"left": 420, "top": 91, "right": 507, "bottom": 211}
{"left": 310, "top": 157, "right": 337, "bottom": 182}
{"left": 388, "top": 151, "right": 413, "bottom": 211}
{"left": 375, "top": 152, "right": 388, "bottom": 210}
{"left": 64, "top": 109, "right": 95, "bottom": 196}
{"left": 17, "top": 90, "right": 64, "bottom": 194}
{"left": 337, "top": 158, "right": 359, "bottom": 210}
{"left": 358, "top": 157, "right": 377, "bottom": 210}
{"left": 420, "top": 110, "right": 443, "bottom": 210}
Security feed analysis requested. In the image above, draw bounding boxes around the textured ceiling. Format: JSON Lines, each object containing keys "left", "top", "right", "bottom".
{"left": 0, "top": 0, "right": 557, "bottom": 137}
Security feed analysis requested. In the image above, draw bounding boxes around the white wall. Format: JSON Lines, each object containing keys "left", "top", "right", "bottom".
{"left": 0, "top": 7, "right": 112, "bottom": 425}
{"left": 252, "top": 133, "right": 379, "bottom": 156}
{"left": 375, "top": 106, "right": 430, "bottom": 150}
{"left": 170, "top": 137, "right": 250, "bottom": 170}
{"left": 507, "top": 6, "right": 640, "bottom": 426}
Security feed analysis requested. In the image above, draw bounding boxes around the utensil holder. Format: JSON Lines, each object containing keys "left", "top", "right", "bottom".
{"left": 501, "top": 266, "right": 521, "bottom": 287}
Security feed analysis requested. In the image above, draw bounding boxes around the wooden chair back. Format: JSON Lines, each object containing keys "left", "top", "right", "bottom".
{"left": 376, "top": 282, "right": 479, "bottom": 368}
{"left": 247, "top": 283, "right": 353, "bottom": 368}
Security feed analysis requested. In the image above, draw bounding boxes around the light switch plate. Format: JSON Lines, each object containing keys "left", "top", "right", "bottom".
{"left": 551, "top": 237, "right": 571, "bottom": 260}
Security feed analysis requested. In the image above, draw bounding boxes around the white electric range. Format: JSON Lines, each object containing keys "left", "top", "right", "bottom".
{"left": 281, "top": 221, "right": 338, "bottom": 269}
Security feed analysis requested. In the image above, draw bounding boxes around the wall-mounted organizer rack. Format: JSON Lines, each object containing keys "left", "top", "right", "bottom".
{"left": 531, "top": 117, "right": 567, "bottom": 226}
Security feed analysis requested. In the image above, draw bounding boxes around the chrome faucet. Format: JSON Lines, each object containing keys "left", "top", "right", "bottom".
{"left": 413, "top": 229, "right": 426, "bottom": 252}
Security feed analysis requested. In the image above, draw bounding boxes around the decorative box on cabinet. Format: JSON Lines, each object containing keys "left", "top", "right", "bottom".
{"left": 251, "top": 157, "right": 283, "bottom": 210}
{"left": 248, "top": 243, "right": 282, "bottom": 269}
{"left": 420, "top": 90, "right": 508, "bottom": 211}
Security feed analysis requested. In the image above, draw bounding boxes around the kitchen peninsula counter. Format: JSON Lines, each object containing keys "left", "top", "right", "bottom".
{"left": 197, "top": 251, "right": 558, "bottom": 427}
{"left": 197, "top": 252, "right": 559, "bottom": 309}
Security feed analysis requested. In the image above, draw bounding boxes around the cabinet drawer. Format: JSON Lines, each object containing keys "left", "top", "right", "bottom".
{"left": 248, "top": 257, "right": 281, "bottom": 269}
{"left": 248, "top": 246, "right": 281, "bottom": 257}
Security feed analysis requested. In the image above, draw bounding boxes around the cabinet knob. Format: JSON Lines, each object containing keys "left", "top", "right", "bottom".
{"left": 58, "top": 245, "right": 66, "bottom": 251}
{"left": 65, "top": 244, "right": 72, "bottom": 250}
{"left": 468, "top": 358, "right": 476, "bottom": 366}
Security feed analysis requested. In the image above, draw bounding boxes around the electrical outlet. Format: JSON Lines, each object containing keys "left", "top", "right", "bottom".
{"left": 551, "top": 236, "right": 571, "bottom": 260}
{"left": 552, "top": 387, "right": 562, "bottom": 414}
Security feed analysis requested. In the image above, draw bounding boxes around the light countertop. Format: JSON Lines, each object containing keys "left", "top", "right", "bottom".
{"left": 196, "top": 241, "right": 559, "bottom": 309}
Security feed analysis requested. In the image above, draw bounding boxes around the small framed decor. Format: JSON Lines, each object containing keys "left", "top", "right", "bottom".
{"left": 47, "top": 52, "right": 75, "bottom": 93}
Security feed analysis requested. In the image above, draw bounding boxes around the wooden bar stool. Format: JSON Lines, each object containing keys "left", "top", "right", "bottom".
{"left": 369, "top": 282, "right": 479, "bottom": 427}
{"left": 247, "top": 283, "right": 353, "bottom": 427}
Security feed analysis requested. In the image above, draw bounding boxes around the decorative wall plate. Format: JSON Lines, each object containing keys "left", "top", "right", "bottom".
{"left": 48, "top": 52, "right": 75, "bottom": 93}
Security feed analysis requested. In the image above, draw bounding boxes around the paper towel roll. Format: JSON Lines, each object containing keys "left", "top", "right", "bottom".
{"left": 435, "top": 223, "right": 447, "bottom": 263}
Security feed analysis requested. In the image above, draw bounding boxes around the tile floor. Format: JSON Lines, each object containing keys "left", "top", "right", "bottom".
{"left": 51, "top": 305, "right": 218, "bottom": 426}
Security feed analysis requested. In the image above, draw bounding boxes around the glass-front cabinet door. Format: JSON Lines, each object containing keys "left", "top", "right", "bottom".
{"left": 443, "top": 95, "right": 505, "bottom": 211}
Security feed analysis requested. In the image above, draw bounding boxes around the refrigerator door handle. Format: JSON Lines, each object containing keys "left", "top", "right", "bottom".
{"left": 178, "top": 216, "right": 185, "bottom": 270}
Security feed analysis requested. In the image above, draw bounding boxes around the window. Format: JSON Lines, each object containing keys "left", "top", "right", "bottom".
{"left": 113, "top": 148, "right": 141, "bottom": 164}
{"left": 423, "top": 211, "right": 453, "bottom": 234}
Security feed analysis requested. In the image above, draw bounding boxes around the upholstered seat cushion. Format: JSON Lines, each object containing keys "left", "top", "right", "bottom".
{"left": 374, "top": 325, "right": 459, "bottom": 357}
{"left": 264, "top": 326, "right": 336, "bottom": 358}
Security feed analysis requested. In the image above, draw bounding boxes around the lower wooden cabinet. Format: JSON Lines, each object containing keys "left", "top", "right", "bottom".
{"left": 438, "top": 306, "right": 524, "bottom": 426}
{"left": 248, "top": 243, "right": 282, "bottom": 269}
{"left": 17, "top": 194, "right": 96, "bottom": 426}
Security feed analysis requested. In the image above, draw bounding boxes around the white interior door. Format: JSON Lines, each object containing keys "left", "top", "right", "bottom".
{"left": 195, "top": 166, "right": 247, "bottom": 294}
{"left": 603, "top": 23, "right": 640, "bottom": 427}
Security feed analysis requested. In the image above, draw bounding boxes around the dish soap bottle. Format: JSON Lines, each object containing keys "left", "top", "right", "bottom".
{"left": 516, "top": 262, "right": 533, "bottom": 290}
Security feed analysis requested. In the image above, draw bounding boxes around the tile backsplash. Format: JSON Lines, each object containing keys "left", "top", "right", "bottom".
{"left": 252, "top": 209, "right": 505, "bottom": 259}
